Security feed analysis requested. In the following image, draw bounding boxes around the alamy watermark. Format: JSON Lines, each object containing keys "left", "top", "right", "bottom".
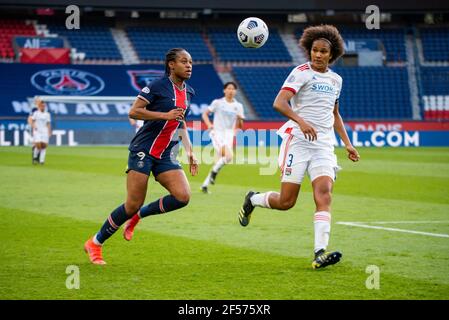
{"left": 66, "top": 265, "right": 80, "bottom": 289}
{"left": 65, "top": 5, "right": 80, "bottom": 30}
{"left": 365, "top": 5, "right": 381, "bottom": 30}
{"left": 365, "top": 265, "right": 380, "bottom": 290}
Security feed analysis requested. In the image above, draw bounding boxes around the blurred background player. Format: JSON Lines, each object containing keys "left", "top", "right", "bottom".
{"left": 30, "top": 98, "right": 51, "bottom": 165}
{"left": 129, "top": 117, "right": 144, "bottom": 133}
{"left": 201, "top": 82, "right": 245, "bottom": 193}
{"left": 84, "top": 48, "right": 198, "bottom": 265}
{"left": 238, "top": 25, "right": 360, "bottom": 269}
{"left": 27, "top": 98, "right": 39, "bottom": 163}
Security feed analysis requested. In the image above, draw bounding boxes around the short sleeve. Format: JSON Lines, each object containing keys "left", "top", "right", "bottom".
{"left": 208, "top": 99, "right": 219, "bottom": 113}
{"left": 281, "top": 67, "right": 310, "bottom": 94}
{"left": 335, "top": 77, "right": 343, "bottom": 102}
{"left": 47, "top": 113, "right": 51, "bottom": 123}
{"left": 137, "top": 83, "right": 158, "bottom": 105}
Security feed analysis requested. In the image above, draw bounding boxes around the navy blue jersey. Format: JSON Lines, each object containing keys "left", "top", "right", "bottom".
{"left": 129, "top": 76, "right": 195, "bottom": 159}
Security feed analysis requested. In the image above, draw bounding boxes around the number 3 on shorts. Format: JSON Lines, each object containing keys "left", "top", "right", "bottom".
{"left": 287, "top": 154, "right": 293, "bottom": 167}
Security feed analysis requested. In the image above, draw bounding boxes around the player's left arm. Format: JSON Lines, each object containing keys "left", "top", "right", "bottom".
{"left": 234, "top": 104, "right": 245, "bottom": 132}
{"left": 178, "top": 121, "right": 198, "bottom": 176}
{"left": 47, "top": 114, "right": 52, "bottom": 137}
{"left": 333, "top": 101, "right": 360, "bottom": 162}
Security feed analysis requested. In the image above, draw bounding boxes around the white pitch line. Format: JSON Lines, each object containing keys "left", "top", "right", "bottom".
{"left": 337, "top": 222, "right": 449, "bottom": 238}
{"left": 350, "top": 221, "right": 449, "bottom": 225}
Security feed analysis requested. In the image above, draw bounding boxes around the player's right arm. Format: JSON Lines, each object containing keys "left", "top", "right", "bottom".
{"left": 129, "top": 87, "right": 184, "bottom": 121}
{"left": 202, "top": 99, "right": 217, "bottom": 130}
{"left": 273, "top": 89, "right": 317, "bottom": 141}
{"left": 202, "top": 109, "right": 213, "bottom": 130}
{"left": 273, "top": 67, "right": 317, "bottom": 141}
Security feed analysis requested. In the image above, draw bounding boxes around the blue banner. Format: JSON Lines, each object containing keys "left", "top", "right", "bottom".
{"left": 1, "top": 120, "right": 449, "bottom": 147}
{"left": 0, "top": 63, "right": 223, "bottom": 119}
{"left": 14, "top": 36, "right": 65, "bottom": 48}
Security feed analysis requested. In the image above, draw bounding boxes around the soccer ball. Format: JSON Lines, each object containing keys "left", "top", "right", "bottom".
{"left": 237, "top": 17, "right": 269, "bottom": 48}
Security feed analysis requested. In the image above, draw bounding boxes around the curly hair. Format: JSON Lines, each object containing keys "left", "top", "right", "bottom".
{"left": 299, "top": 25, "right": 345, "bottom": 64}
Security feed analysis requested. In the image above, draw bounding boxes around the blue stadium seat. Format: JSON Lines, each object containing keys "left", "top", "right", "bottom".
{"left": 47, "top": 24, "right": 122, "bottom": 60}
{"left": 420, "top": 27, "right": 449, "bottom": 62}
{"left": 295, "top": 26, "right": 407, "bottom": 62}
{"left": 419, "top": 67, "right": 449, "bottom": 95}
{"left": 233, "top": 66, "right": 412, "bottom": 120}
{"left": 208, "top": 28, "right": 292, "bottom": 62}
{"left": 126, "top": 27, "right": 212, "bottom": 61}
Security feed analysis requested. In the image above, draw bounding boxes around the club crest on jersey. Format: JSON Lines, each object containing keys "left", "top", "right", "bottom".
{"left": 31, "top": 69, "right": 105, "bottom": 95}
{"left": 128, "top": 69, "right": 164, "bottom": 92}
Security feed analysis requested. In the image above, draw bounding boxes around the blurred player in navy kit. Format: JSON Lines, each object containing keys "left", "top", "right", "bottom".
{"left": 84, "top": 48, "right": 198, "bottom": 265}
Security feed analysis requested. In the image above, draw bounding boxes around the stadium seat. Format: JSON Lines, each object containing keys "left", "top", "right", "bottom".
{"left": 419, "top": 67, "right": 449, "bottom": 119}
{"left": 126, "top": 27, "right": 212, "bottom": 61}
{"left": 208, "top": 27, "right": 292, "bottom": 63}
{"left": 295, "top": 26, "right": 407, "bottom": 62}
{"left": 420, "top": 27, "right": 449, "bottom": 62}
{"left": 233, "top": 66, "right": 412, "bottom": 120}
{"left": 46, "top": 24, "right": 122, "bottom": 60}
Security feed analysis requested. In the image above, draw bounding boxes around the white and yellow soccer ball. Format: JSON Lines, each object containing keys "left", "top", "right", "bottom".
{"left": 237, "top": 17, "right": 269, "bottom": 48}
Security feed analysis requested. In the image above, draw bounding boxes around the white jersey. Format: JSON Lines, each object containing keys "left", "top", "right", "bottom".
{"left": 208, "top": 97, "right": 245, "bottom": 132}
{"left": 135, "top": 120, "right": 144, "bottom": 133}
{"left": 277, "top": 62, "right": 342, "bottom": 150}
{"left": 32, "top": 110, "right": 51, "bottom": 134}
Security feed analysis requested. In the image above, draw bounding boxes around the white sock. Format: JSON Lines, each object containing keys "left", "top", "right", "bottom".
{"left": 202, "top": 172, "right": 212, "bottom": 187}
{"left": 212, "top": 157, "right": 227, "bottom": 173}
{"left": 39, "top": 148, "right": 46, "bottom": 163}
{"left": 93, "top": 234, "right": 103, "bottom": 246}
{"left": 33, "top": 147, "right": 40, "bottom": 159}
{"left": 250, "top": 192, "right": 273, "bottom": 208}
{"left": 314, "top": 211, "right": 331, "bottom": 253}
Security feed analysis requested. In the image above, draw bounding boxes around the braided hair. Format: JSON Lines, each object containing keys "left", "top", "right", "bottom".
{"left": 165, "top": 48, "right": 187, "bottom": 76}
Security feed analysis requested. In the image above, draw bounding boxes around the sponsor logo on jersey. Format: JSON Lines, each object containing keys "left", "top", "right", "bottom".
{"left": 127, "top": 69, "right": 164, "bottom": 92}
{"left": 311, "top": 82, "right": 336, "bottom": 95}
{"left": 31, "top": 69, "right": 105, "bottom": 95}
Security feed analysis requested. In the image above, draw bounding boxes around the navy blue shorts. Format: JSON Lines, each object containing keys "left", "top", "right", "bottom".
{"left": 126, "top": 150, "right": 182, "bottom": 177}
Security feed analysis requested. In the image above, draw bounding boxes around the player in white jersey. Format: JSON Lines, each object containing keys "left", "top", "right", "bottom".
{"left": 27, "top": 98, "right": 39, "bottom": 163}
{"left": 31, "top": 98, "right": 51, "bottom": 165}
{"left": 129, "top": 118, "right": 144, "bottom": 133}
{"left": 201, "top": 82, "right": 245, "bottom": 193}
{"left": 238, "top": 25, "right": 360, "bottom": 269}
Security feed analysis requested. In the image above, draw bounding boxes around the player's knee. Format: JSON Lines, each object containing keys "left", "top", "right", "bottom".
{"left": 279, "top": 198, "right": 296, "bottom": 210}
{"left": 125, "top": 201, "right": 143, "bottom": 215}
{"left": 174, "top": 192, "right": 190, "bottom": 204}
{"left": 316, "top": 190, "right": 332, "bottom": 206}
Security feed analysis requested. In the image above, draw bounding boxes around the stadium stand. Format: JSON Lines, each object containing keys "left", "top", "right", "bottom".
{"left": 126, "top": 27, "right": 212, "bottom": 62}
{"left": 234, "top": 66, "right": 412, "bottom": 120}
{"left": 419, "top": 27, "right": 449, "bottom": 62}
{"left": 295, "top": 26, "right": 407, "bottom": 62}
{"left": 420, "top": 66, "right": 449, "bottom": 119}
{"left": 0, "top": 19, "right": 36, "bottom": 59}
{"left": 209, "top": 28, "right": 292, "bottom": 62}
{"left": 46, "top": 24, "right": 122, "bottom": 60}
{"left": 1, "top": 16, "right": 447, "bottom": 122}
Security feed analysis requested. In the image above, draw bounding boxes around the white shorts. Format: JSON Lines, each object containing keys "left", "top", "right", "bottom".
{"left": 278, "top": 135, "right": 339, "bottom": 184}
{"left": 210, "top": 129, "right": 234, "bottom": 151}
{"left": 33, "top": 131, "right": 49, "bottom": 144}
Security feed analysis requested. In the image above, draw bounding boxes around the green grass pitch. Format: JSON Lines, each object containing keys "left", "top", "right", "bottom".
{"left": 0, "top": 146, "right": 448, "bottom": 299}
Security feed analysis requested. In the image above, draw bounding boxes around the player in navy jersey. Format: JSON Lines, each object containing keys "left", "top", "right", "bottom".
{"left": 84, "top": 48, "right": 198, "bottom": 265}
